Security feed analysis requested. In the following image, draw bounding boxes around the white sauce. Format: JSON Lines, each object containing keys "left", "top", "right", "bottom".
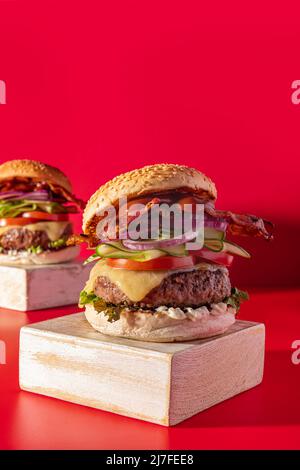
{"left": 155, "top": 301, "right": 229, "bottom": 321}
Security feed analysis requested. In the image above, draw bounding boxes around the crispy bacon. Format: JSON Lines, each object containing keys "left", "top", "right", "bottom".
{"left": 0, "top": 177, "right": 85, "bottom": 210}
{"left": 204, "top": 204, "right": 274, "bottom": 240}
{"left": 47, "top": 182, "right": 85, "bottom": 209}
{"left": 68, "top": 191, "right": 274, "bottom": 247}
{"left": 66, "top": 233, "right": 89, "bottom": 246}
{"left": 0, "top": 177, "right": 37, "bottom": 193}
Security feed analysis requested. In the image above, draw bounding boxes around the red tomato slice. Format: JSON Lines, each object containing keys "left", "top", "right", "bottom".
{"left": 22, "top": 211, "right": 69, "bottom": 221}
{"left": 0, "top": 217, "right": 40, "bottom": 227}
{"left": 106, "top": 255, "right": 197, "bottom": 271}
{"left": 191, "top": 248, "right": 233, "bottom": 267}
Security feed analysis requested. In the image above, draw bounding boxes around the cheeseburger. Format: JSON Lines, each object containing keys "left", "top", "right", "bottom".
{"left": 72, "top": 164, "right": 273, "bottom": 342}
{"left": 0, "top": 159, "right": 84, "bottom": 265}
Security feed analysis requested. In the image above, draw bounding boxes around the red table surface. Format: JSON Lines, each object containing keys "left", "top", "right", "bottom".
{"left": 0, "top": 288, "right": 300, "bottom": 450}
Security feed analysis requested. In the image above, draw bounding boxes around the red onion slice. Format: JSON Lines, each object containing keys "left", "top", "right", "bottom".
{"left": 0, "top": 191, "right": 25, "bottom": 200}
{"left": 0, "top": 190, "right": 50, "bottom": 201}
{"left": 204, "top": 212, "right": 228, "bottom": 232}
{"left": 16, "top": 192, "right": 50, "bottom": 201}
{"left": 122, "top": 228, "right": 202, "bottom": 251}
{"left": 204, "top": 220, "right": 228, "bottom": 231}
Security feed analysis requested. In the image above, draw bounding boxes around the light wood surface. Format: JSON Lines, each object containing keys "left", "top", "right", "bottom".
{"left": 19, "top": 312, "right": 265, "bottom": 425}
{"left": 0, "top": 262, "right": 91, "bottom": 311}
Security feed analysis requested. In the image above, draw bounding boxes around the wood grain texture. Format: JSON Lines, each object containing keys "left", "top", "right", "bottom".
{"left": 0, "top": 262, "right": 91, "bottom": 311}
{"left": 19, "top": 313, "right": 265, "bottom": 426}
{"left": 169, "top": 321, "right": 265, "bottom": 425}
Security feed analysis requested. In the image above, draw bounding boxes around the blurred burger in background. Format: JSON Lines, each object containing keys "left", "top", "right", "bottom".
{"left": 0, "top": 159, "right": 85, "bottom": 265}
{"left": 71, "top": 163, "right": 273, "bottom": 342}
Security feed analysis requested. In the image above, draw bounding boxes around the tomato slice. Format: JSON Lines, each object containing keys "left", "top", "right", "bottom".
{"left": 191, "top": 248, "right": 234, "bottom": 267}
{"left": 106, "top": 255, "right": 197, "bottom": 271}
{"left": 22, "top": 211, "right": 69, "bottom": 221}
{"left": 0, "top": 217, "right": 40, "bottom": 227}
{"left": 106, "top": 249, "right": 233, "bottom": 270}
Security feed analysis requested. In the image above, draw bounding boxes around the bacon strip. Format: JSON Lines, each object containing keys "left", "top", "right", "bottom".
{"left": 0, "top": 177, "right": 85, "bottom": 210}
{"left": 205, "top": 204, "right": 274, "bottom": 240}
{"left": 47, "top": 182, "right": 85, "bottom": 209}
{"left": 68, "top": 197, "right": 274, "bottom": 246}
{"left": 66, "top": 233, "right": 89, "bottom": 246}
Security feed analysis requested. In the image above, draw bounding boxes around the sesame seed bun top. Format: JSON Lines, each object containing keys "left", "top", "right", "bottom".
{"left": 0, "top": 159, "right": 72, "bottom": 193}
{"left": 82, "top": 163, "right": 217, "bottom": 235}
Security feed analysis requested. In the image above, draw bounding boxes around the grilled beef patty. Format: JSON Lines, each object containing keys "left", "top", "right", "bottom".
{"left": 0, "top": 224, "right": 72, "bottom": 252}
{"left": 93, "top": 268, "right": 231, "bottom": 308}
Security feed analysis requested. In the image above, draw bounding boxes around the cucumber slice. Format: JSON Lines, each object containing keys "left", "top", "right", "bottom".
{"left": 96, "top": 244, "right": 120, "bottom": 257}
{"left": 161, "top": 244, "right": 188, "bottom": 257}
{"left": 84, "top": 254, "right": 101, "bottom": 265}
{"left": 203, "top": 239, "right": 224, "bottom": 252}
{"left": 100, "top": 241, "right": 135, "bottom": 252}
{"left": 223, "top": 241, "right": 251, "bottom": 258}
{"left": 96, "top": 241, "right": 142, "bottom": 256}
{"left": 103, "top": 249, "right": 165, "bottom": 262}
{"left": 97, "top": 241, "right": 188, "bottom": 257}
{"left": 204, "top": 228, "right": 225, "bottom": 241}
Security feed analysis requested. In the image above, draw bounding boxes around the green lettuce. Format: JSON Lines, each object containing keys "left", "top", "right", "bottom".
{"left": 21, "top": 238, "right": 67, "bottom": 255}
{"left": 27, "top": 245, "right": 44, "bottom": 254}
{"left": 48, "top": 238, "right": 67, "bottom": 249}
{"left": 224, "top": 287, "right": 249, "bottom": 311}
{"left": 79, "top": 290, "right": 122, "bottom": 322}
{"left": 0, "top": 200, "right": 68, "bottom": 218}
{"left": 79, "top": 290, "right": 98, "bottom": 306}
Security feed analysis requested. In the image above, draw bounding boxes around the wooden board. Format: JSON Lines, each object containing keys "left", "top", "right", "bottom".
{"left": 19, "top": 313, "right": 265, "bottom": 426}
{"left": 0, "top": 262, "right": 91, "bottom": 311}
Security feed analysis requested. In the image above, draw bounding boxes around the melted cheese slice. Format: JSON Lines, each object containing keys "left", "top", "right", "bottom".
{"left": 85, "top": 260, "right": 225, "bottom": 303}
{"left": 85, "top": 261, "right": 169, "bottom": 302}
{"left": 0, "top": 221, "right": 71, "bottom": 241}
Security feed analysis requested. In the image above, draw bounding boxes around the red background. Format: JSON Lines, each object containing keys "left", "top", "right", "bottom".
{"left": 1, "top": 290, "right": 300, "bottom": 450}
{"left": 0, "top": 1, "right": 300, "bottom": 287}
{"left": 0, "top": 0, "right": 300, "bottom": 451}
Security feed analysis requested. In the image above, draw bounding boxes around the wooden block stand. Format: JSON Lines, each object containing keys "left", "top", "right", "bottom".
{"left": 19, "top": 313, "right": 265, "bottom": 426}
{"left": 0, "top": 262, "right": 91, "bottom": 311}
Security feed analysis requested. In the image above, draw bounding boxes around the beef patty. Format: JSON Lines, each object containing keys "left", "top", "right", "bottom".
{"left": 93, "top": 268, "right": 231, "bottom": 308}
{"left": 0, "top": 224, "right": 72, "bottom": 252}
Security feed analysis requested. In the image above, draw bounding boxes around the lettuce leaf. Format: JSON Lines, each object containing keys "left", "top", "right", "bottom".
{"left": 79, "top": 290, "right": 122, "bottom": 322}
{"left": 0, "top": 200, "right": 68, "bottom": 217}
{"left": 48, "top": 238, "right": 67, "bottom": 249}
{"left": 79, "top": 290, "right": 98, "bottom": 306}
{"left": 27, "top": 245, "right": 44, "bottom": 254}
{"left": 224, "top": 287, "right": 249, "bottom": 311}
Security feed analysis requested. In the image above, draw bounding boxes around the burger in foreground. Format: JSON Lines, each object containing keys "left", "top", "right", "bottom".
{"left": 0, "top": 159, "right": 84, "bottom": 265}
{"left": 72, "top": 164, "right": 273, "bottom": 342}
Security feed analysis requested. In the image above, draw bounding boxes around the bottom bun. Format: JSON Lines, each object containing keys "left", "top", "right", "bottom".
{"left": 84, "top": 303, "right": 236, "bottom": 342}
{"left": 0, "top": 246, "right": 80, "bottom": 266}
